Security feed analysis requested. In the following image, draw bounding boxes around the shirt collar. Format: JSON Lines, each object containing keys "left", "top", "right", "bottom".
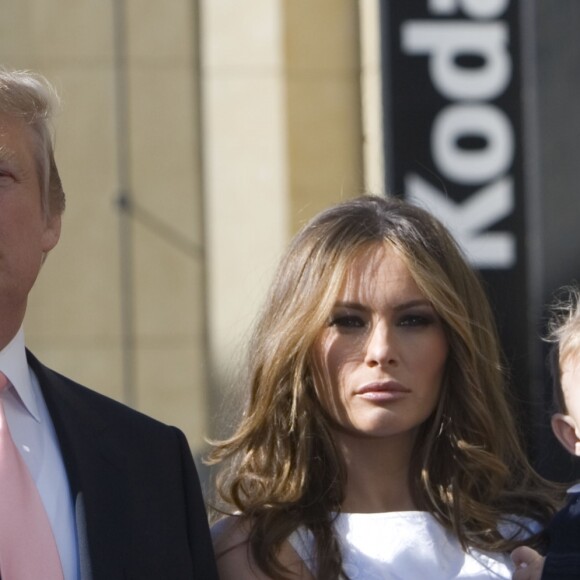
{"left": 0, "top": 326, "right": 41, "bottom": 422}
{"left": 568, "top": 482, "right": 580, "bottom": 494}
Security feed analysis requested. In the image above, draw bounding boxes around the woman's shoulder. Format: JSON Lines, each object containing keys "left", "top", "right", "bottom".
{"left": 211, "top": 515, "right": 248, "bottom": 552}
{"left": 211, "top": 515, "right": 314, "bottom": 580}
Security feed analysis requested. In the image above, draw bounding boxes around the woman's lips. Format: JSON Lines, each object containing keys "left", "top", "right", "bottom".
{"left": 356, "top": 380, "right": 410, "bottom": 401}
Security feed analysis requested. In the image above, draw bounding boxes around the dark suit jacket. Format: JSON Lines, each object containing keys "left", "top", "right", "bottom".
{"left": 542, "top": 492, "right": 580, "bottom": 580}
{"left": 27, "top": 351, "right": 218, "bottom": 580}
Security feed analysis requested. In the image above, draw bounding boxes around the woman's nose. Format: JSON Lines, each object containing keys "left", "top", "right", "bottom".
{"left": 364, "top": 323, "right": 397, "bottom": 368}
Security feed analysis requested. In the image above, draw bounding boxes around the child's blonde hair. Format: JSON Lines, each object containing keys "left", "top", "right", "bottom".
{"left": 547, "top": 285, "right": 580, "bottom": 413}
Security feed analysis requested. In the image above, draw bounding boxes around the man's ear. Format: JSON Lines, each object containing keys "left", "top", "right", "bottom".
{"left": 551, "top": 413, "right": 580, "bottom": 456}
{"left": 41, "top": 212, "right": 61, "bottom": 254}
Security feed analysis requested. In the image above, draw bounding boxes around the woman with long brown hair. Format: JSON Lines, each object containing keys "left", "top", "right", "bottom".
{"left": 208, "top": 195, "right": 560, "bottom": 579}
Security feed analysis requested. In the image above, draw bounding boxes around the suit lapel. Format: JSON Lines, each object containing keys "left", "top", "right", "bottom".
{"left": 27, "top": 351, "right": 130, "bottom": 580}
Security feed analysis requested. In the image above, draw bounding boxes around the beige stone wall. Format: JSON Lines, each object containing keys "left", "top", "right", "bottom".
{"left": 2, "top": 0, "right": 378, "bottom": 455}
{"left": 3, "top": 1, "right": 121, "bottom": 400}
{"left": 4, "top": 0, "right": 209, "bottom": 451}
{"left": 284, "top": 0, "right": 364, "bottom": 231}
{"left": 360, "top": 0, "right": 385, "bottom": 196}
{"left": 202, "top": 0, "right": 290, "bottom": 436}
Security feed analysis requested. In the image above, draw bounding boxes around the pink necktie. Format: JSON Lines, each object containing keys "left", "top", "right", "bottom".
{"left": 0, "top": 372, "right": 64, "bottom": 580}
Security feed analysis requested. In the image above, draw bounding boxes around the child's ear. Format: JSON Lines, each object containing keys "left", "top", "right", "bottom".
{"left": 551, "top": 413, "right": 580, "bottom": 456}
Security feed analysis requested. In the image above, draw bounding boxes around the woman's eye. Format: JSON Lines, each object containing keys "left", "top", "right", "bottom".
{"left": 329, "top": 314, "right": 365, "bottom": 329}
{"left": 398, "top": 314, "right": 433, "bottom": 327}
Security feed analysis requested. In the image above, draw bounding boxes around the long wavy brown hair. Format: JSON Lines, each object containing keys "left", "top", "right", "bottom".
{"left": 208, "top": 195, "right": 561, "bottom": 579}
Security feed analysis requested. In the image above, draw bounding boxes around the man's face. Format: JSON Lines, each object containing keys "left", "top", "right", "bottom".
{"left": 0, "top": 113, "right": 60, "bottom": 344}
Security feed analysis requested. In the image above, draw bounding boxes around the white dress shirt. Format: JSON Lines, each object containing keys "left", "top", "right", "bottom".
{"left": 0, "top": 327, "right": 80, "bottom": 580}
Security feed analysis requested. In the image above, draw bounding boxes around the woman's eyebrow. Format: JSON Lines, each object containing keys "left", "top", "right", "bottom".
{"left": 333, "top": 301, "right": 367, "bottom": 311}
{"left": 392, "top": 299, "right": 433, "bottom": 312}
{"left": 334, "top": 299, "right": 432, "bottom": 311}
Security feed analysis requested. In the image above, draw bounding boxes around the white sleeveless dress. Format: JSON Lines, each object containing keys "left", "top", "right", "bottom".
{"left": 288, "top": 511, "right": 533, "bottom": 579}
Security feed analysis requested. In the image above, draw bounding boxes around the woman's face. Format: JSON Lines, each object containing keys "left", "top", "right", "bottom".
{"left": 312, "top": 244, "right": 449, "bottom": 443}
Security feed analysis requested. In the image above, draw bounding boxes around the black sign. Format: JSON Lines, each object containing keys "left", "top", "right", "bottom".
{"left": 380, "top": 1, "right": 531, "bottom": 426}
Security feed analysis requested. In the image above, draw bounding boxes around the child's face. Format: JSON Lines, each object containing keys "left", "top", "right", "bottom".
{"left": 561, "top": 355, "right": 580, "bottom": 427}
{"left": 552, "top": 353, "right": 580, "bottom": 456}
